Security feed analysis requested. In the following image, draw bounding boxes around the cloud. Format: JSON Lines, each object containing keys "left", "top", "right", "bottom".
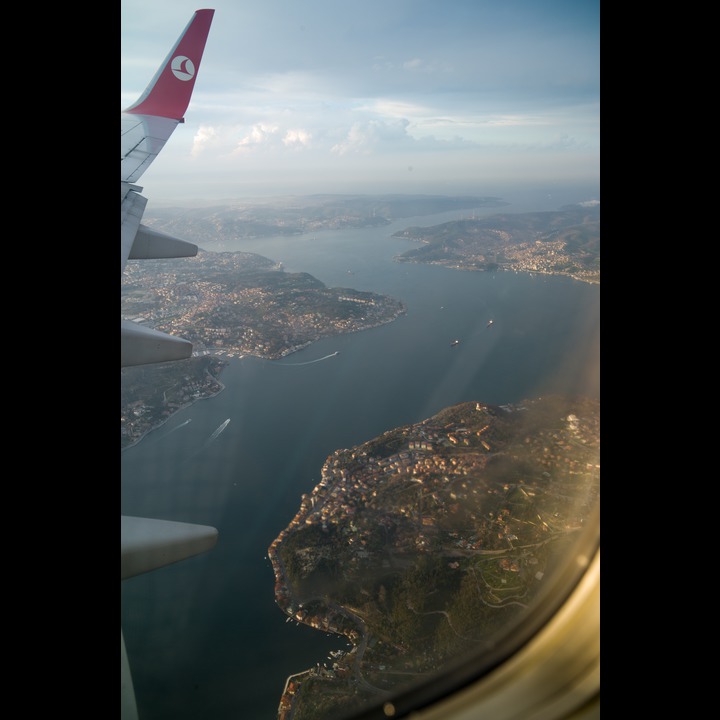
{"left": 283, "top": 129, "right": 313, "bottom": 149}
{"left": 191, "top": 125, "right": 221, "bottom": 156}
{"left": 232, "top": 123, "right": 281, "bottom": 154}
{"left": 361, "top": 99, "right": 432, "bottom": 119}
{"left": 402, "top": 58, "right": 423, "bottom": 70}
{"left": 331, "top": 119, "right": 411, "bottom": 156}
{"left": 401, "top": 57, "right": 453, "bottom": 75}
{"left": 547, "top": 133, "right": 580, "bottom": 150}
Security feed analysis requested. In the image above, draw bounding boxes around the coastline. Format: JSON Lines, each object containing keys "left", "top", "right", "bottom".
{"left": 121, "top": 301, "right": 406, "bottom": 453}
{"left": 121, "top": 359, "right": 227, "bottom": 453}
{"left": 120, "top": 380, "right": 226, "bottom": 453}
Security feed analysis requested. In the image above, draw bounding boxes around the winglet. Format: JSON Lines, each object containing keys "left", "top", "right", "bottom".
{"left": 124, "top": 9, "right": 215, "bottom": 120}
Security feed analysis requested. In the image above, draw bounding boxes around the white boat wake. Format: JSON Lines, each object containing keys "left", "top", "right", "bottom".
{"left": 209, "top": 418, "right": 231, "bottom": 441}
{"left": 189, "top": 418, "right": 231, "bottom": 459}
{"left": 274, "top": 351, "right": 340, "bottom": 367}
{"left": 157, "top": 418, "right": 192, "bottom": 440}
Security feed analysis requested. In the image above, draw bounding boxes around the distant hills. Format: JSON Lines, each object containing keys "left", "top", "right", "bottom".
{"left": 393, "top": 203, "right": 599, "bottom": 283}
{"left": 139, "top": 195, "right": 599, "bottom": 283}
{"left": 140, "top": 194, "right": 509, "bottom": 243}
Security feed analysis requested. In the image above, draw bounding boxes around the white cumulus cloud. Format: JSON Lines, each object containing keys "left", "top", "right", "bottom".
{"left": 233, "top": 123, "right": 281, "bottom": 154}
{"left": 283, "top": 129, "right": 312, "bottom": 149}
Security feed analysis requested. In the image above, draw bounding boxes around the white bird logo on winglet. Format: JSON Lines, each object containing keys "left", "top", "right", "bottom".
{"left": 171, "top": 56, "right": 196, "bottom": 81}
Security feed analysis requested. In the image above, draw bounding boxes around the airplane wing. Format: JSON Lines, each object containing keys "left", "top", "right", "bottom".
{"left": 121, "top": 8, "right": 214, "bottom": 367}
{"left": 121, "top": 11, "right": 217, "bottom": 720}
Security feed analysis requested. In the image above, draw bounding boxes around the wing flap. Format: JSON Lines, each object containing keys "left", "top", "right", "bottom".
{"left": 121, "top": 319, "right": 193, "bottom": 367}
{"left": 121, "top": 515, "right": 218, "bottom": 580}
{"left": 128, "top": 225, "right": 198, "bottom": 260}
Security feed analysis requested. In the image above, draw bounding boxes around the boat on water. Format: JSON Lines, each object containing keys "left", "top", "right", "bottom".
{"left": 487, "top": 319, "right": 494, "bottom": 327}
{"left": 210, "top": 418, "right": 231, "bottom": 440}
{"left": 450, "top": 339, "right": 460, "bottom": 347}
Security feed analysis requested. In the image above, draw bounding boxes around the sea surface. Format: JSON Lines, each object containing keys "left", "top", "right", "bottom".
{"left": 121, "top": 188, "right": 600, "bottom": 720}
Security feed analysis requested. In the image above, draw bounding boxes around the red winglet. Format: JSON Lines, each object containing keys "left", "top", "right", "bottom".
{"left": 124, "top": 9, "right": 215, "bottom": 120}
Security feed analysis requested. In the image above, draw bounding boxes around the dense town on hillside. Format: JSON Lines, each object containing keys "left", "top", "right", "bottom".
{"left": 393, "top": 203, "right": 599, "bottom": 284}
{"left": 269, "top": 395, "right": 599, "bottom": 720}
{"left": 121, "top": 248, "right": 406, "bottom": 449}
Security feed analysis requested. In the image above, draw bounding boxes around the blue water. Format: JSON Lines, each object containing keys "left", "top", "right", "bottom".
{"left": 121, "top": 195, "right": 600, "bottom": 720}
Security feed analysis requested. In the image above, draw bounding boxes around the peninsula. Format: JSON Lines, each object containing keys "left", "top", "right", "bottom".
{"left": 121, "top": 249, "right": 405, "bottom": 449}
{"left": 269, "top": 394, "right": 599, "bottom": 720}
{"left": 393, "top": 202, "right": 599, "bottom": 284}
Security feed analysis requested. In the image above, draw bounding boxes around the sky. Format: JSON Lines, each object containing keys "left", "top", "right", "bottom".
{"left": 121, "top": 0, "right": 599, "bottom": 204}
